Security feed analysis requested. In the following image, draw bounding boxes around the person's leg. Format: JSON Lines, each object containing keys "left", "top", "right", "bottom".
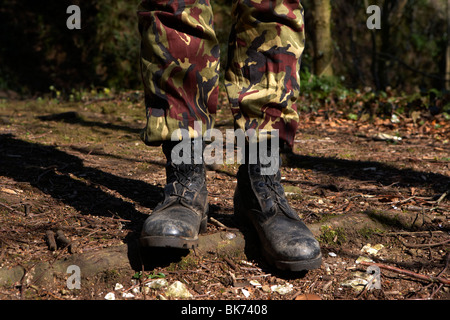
{"left": 138, "top": 0, "right": 220, "bottom": 146}
{"left": 138, "top": 0, "right": 219, "bottom": 249}
{"left": 226, "top": 0, "right": 322, "bottom": 271}
{"left": 225, "top": 0, "right": 304, "bottom": 149}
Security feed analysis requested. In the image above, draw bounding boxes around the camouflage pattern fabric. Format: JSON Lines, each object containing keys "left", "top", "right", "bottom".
{"left": 138, "top": 0, "right": 305, "bottom": 149}
{"left": 138, "top": 0, "right": 220, "bottom": 144}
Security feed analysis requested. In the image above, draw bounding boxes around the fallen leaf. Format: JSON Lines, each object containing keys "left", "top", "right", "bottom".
{"left": 295, "top": 294, "right": 321, "bottom": 300}
{"left": 165, "top": 281, "right": 192, "bottom": 299}
{"left": 361, "top": 243, "right": 385, "bottom": 256}
{"left": 271, "top": 283, "right": 293, "bottom": 295}
{"left": 241, "top": 288, "right": 251, "bottom": 298}
{"left": 104, "top": 292, "right": 115, "bottom": 300}
{"left": 373, "top": 133, "right": 402, "bottom": 142}
{"left": 1, "top": 187, "right": 17, "bottom": 195}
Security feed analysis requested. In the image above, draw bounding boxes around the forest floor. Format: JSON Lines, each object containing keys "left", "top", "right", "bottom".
{"left": 0, "top": 92, "right": 449, "bottom": 301}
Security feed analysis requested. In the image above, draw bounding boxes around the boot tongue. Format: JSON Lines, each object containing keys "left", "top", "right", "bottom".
{"left": 163, "top": 139, "right": 204, "bottom": 185}
{"left": 167, "top": 163, "right": 197, "bottom": 186}
{"left": 247, "top": 163, "right": 301, "bottom": 222}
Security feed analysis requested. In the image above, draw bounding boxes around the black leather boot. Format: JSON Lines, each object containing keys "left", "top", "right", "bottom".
{"left": 140, "top": 139, "right": 208, "bottom": 249}
{"left": 234, "top": 144, "right": 322, "bottom": 271}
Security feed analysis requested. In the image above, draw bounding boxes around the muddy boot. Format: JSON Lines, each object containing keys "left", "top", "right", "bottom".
{"left": 140, "top": 139, "right": 208, "bottom": 249}
{"left": 234, "top": 144, "right": 322, "bottom": 271}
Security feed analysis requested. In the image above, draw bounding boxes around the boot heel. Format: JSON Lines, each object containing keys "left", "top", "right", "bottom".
{"left": 233, "top": 187, "right": 251, "bottom": 227}
{"left": 199, "top": 204, "right": 209, "bottom": 234}
{"left": 199, "top": 216, "right": 208, "bottom": 233}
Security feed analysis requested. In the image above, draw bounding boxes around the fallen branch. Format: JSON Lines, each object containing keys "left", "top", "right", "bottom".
{"left": 360, "top": 261, "right": 450, "bottom": 286}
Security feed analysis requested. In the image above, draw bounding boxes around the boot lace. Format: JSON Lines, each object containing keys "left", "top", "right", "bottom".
{"left": 168, "top": 163, "right": 200, "bottom": 201}
{"left": 253, "top": 164, "right": 291, "bottom": 214}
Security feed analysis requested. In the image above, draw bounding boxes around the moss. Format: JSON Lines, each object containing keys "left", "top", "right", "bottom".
{"left": 357, "top": 226, "right": 383, "bottom": 239}
{"left": 100, "top": 269, "right": 120, "bottom": 283}
{"left": 319, "top": 225, "right": 347, "bottom": 245}
{"left": 168, "top": 255, "right": 199, "bottom": 271}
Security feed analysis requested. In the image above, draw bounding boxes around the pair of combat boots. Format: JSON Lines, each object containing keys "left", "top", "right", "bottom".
{"left": 140, "top": 140, "right": 322, "bottom": 272}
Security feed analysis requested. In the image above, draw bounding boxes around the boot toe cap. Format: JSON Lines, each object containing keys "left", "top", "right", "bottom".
{"left": 263, "top": 235, "right": 322, "bottom": 271}
{"left": 282, "top": 237, "right": 322, "bottom": 261}
{"left": 141, "top": 214, "right": 196, "bottom": 239}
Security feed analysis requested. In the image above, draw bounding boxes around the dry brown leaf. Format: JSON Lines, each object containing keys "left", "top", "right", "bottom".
{"left": 0, "top": 187, "right": 17, "bottom": 195}
{"left": 295, "top": 293, "right": 321, "bottom": 300}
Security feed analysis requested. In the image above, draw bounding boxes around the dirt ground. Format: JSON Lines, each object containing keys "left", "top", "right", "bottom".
{"left": 0, "top": 93, "right": 448, "bottom": 300}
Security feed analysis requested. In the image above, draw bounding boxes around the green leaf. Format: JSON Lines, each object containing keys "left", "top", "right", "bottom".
{"left": 147, "top": 272, "right": 166, "bottom": 279}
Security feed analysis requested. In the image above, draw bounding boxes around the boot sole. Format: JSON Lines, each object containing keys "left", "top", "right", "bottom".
{"left": 262, "top": 249, "right": 322, "bottom": 272}
{"left": 139, "top": 214, "right": 208, "bottom": 250}
{"left": 139, "top": 235, "right": 199, "bottom": 250}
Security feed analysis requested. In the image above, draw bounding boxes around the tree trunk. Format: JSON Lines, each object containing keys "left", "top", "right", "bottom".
{"left": 446, "top": 0, "right": 450, "bottom": 91}
{"left": 376, "top": 0, "right": 407, "bottom": 91}
{"left": 312, "top": 0, "right": 333, "bottom": 77}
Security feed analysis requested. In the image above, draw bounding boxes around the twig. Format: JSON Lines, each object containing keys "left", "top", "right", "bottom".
{"left": 383, "top": 196, "right": 417, "bottom": 205}
{"left": 378, "top": 231, "right": 445, "bottom": 237}
{"left": 429, "top": 283, "right": 444, "bottom": 299}
{"left": 435, "top": 191, "right": 449, "bottom": 205}
{"left": 209, "top": 217, "right": 240, "bottom": 232}
{"left": 41, "top": 290, "right": 64, "bottom": 300}
{"left": 123, "top": 277, "right": 153, "bottom": 294}
{"left": 379, "top": 230, "right": 450, "bottom": 248}
{"left": 431, "top": 190, "right": 450, "bottom": 212}
{"left": 399, "top": 238, "right": 450, "bottom": 249}
{"left": 360, "top": 261, "right": 450, "bottom": 286}
{"left": 0, "top": 202, "right": 25, "bottom": 215}
{"left": 83, "top": 97, "right": 115, "bottom": 106}
{"left": 428, "top": 254, "right": 450, "bottom": 298}
{"left": 437, "top": 253, "right": 450, "bottom": 279}
{"left": 209, "top": 217, "right": 228, "bottom": 229}
{"left": 418, "top": 253, "right": 449, "bottom": 299}
{"left": 223, "top": 256, "right": 238, "bottom": 271}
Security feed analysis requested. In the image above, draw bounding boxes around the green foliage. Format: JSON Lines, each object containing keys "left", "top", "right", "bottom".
{"left": 133, "top": 271, "right": 166, "bottom": 280}
{"left": 300, "top": 70, "right": 346, "bottom": 100}
{"left": 319, "top": 225, "right": 347, "bottom": 245}
{"left": 328, "top": 0, "right": 447, "bottom": 92}
{"left": 1, "top": 0, "right": 140, "bottom": 94}
{"left": 357, "top": 226, "right": 383, "bottom": 239}
{"left": 0, "top": 0, "right": 447, "bottom": 96}
{"left": 147, "top": 272, "right": 166, "bottom": 279}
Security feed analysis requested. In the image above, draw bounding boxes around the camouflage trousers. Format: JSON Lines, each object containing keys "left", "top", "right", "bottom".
{"left": 138, "top": 0, "right": 305, "bottom": 149}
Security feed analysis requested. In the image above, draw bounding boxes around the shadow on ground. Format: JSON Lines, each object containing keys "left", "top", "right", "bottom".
{"left": 1, "top": 132, "right": 449, "bottom": 274}
{"left": 281, "top": 150, "right": 450, "bottom": 195}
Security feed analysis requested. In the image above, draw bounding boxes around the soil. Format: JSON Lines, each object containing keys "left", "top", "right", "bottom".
{"left": 0, "top": 94, "right": 448, "bottom": 300}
